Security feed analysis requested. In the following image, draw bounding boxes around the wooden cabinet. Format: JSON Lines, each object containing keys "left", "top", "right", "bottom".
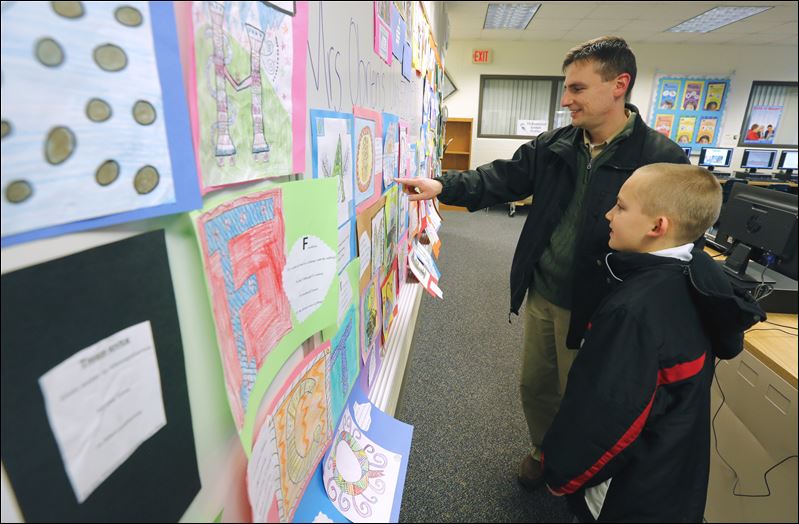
{"left": 442, "top": 118, "right": 472, "bottom": 172}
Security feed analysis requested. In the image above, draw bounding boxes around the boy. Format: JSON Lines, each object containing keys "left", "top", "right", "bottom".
{"left": 541, "top": 163, "right": 766, "bottom": 522}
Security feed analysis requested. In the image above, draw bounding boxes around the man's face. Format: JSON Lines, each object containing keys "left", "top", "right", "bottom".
{"left": 604, "top": 173, "right": 655, "bottom": 252}
{"left": 561, "top": 59, "right": 627, "bottom": 131}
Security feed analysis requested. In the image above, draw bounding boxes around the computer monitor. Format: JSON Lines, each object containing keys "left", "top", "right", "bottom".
{"left": 698, "top": 147, "right": 733, "bottom": 171}
{"left": 740, "top": 149, "right": 777, "bottom": 173}
{"left": 777, "top": 150, "right": 798, "bottom": 175}
{"left": 681, "top": 146, "right": 692, "bottom": 157}
{"left": 716, "top": 183, "right": 798, "bottom": 282}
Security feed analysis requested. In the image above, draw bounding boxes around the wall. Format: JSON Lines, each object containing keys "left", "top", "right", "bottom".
{"left": 444, "top": 39, "right": 798, "bottom": 171}
{"left": 0, "top": 1, "right": 448, "bottom": 522}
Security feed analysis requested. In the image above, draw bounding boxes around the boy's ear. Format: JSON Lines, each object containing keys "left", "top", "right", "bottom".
{"left": 645, "top": 216, "right": 670, "bottom": 238}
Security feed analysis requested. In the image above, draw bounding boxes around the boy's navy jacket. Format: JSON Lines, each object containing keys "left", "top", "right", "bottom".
{"left": 541, "top": 249, "right": 766, "bottom": 523}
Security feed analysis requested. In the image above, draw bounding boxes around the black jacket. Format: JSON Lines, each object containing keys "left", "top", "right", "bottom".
{"left": 435, "top": 105, "right": 690, "bottom": 348}
{"left": 541, "top": 250, "right": 766, "bottom": 523}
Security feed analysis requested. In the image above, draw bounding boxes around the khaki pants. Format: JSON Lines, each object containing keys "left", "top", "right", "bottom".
{"left": 520, "top": 290, "right": 576, "bottom": 459}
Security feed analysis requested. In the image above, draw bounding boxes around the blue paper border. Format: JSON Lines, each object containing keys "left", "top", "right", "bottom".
{"left": 309, "top": 109, "right": 356, "bottom": 229}
{"left": 1, "top": 1, "right": 201, "bottom": 247}
{"left": 382, "top": 112, "right": 400, "bottom": 193}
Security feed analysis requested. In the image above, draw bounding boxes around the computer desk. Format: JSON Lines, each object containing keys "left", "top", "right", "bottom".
{"left": 718, "top": 177, "right": 799, "bottom": 189}
{"left": 703, "top": 247, "right": 797, "bottom": 522}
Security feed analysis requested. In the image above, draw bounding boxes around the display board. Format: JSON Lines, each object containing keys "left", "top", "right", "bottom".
{"left": 648, "top": 74, "right": 732, "bottom": 154}
{"left": 0, "top": 2, "right": 447, "bottom": 522}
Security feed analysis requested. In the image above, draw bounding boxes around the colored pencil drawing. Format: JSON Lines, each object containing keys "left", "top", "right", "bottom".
{"left": 1, "top": 1, "right": 200, "bottom": 244}
{"left": 197, "top": 188, "right": 292, "bottom": 429}
{"left": 192, "top": 1, "right": 306, "bottom": 190}
{"left": 266, "top": 343, "right": 332, "bottom": 523}
{"left": 353, "top": 107, "right": 382, "bottom": 213}
{"left": 382, "top": 113, "right": 399, "bottom": 192}
{"left": 311, "top": 110, "right": 355, "bottom": 227}
{"left": 328, "top": 306, "right": 360, "bottom": 426}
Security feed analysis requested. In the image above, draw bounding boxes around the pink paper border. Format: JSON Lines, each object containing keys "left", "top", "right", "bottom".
{"left": 182, "top": 2, "right": 308, "bottom": 195}
{"left": 353, "top": 105, "right": 383, "bottom": 214}
{"left": 292, "top": 2, "right": 308, "bottom": 175}
{"left": 173, "top": 2, "right": 202, "bottom": 193}
{"left": 373, "top": 1, "right": 393, "bottom": 65}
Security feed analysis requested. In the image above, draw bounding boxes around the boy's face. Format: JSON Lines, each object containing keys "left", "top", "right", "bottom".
{"left": 605, "top": 174, "right": 657, "bottom": 252}
{"left": 561, "top": 60, "right": 628, "bottom": 130}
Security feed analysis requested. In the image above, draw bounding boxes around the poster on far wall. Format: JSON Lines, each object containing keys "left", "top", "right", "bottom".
{"left": 658, "top": 80, "right": 681, "bottom": 110}
{"left": 648, "top": 75, "right": 731, "bottom": 154}
{"left": 696, "top": 117, "right": 718, "bottom": 145}
{"left": 681, "top": 81, "right": 704, "bottom": 111}
{"left": 676, "top": 116, "right": 697, "bottom": 144}
{"left": 654, "top": 114, "right": 675, "bottom": 137}
{"left": 704, "top": 82, "right": 726, "bottom": 111}
{"left": 743, "top": 105, "right": 783, "bottom": 145}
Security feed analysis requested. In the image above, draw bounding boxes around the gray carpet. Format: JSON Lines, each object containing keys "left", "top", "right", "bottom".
{"left": 396, "top": 206, "right": 573, "bottom": 523}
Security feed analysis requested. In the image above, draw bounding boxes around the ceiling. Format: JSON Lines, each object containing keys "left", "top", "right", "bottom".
{"left": 445, "top": 1, "right": 799, "bottom": 46}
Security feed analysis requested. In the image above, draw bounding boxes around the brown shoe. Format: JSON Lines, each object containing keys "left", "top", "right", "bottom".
{"left": 517, "top": 454, "right": 545, "bottom": 490}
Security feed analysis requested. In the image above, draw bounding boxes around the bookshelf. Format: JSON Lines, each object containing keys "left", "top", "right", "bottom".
{"left": 441, "top": 118, "right": 472, "bottom": 211}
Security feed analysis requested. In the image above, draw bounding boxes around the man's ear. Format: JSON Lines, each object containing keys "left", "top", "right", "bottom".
{"left": 614, "top": 73, "right": 631, "bottom": 99}
{"left": 645, "top": 216, "right": 670, "bottom": 238}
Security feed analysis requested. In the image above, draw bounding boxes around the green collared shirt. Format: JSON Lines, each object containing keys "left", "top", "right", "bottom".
{"left": 533, "top": 111, "right": 637, "bottom": 309}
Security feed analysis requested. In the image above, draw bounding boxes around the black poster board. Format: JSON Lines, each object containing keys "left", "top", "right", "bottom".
{"left": 1, "top": 230, "right": 200, "bottom": 522}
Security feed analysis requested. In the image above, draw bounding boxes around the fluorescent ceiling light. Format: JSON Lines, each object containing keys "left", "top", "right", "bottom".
{"left": 483, "top": 3, "right": 540, "bottom": 30}
{"left": 668, "top": 6, "right": 773, "bottom": 33}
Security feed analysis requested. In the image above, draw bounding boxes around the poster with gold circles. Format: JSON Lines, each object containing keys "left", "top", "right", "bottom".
{"left": 1, "top": 1, "right": 200, "bottom": 247}
{"left": 353, "top": 106, "right": 382, "bottom": 213}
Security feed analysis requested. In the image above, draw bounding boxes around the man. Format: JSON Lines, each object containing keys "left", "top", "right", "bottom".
{"left": 396, "top": 36, "right": 689, "bottom": 489}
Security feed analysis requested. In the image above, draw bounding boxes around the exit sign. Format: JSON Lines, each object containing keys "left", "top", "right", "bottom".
{"left": 472, "top": 49, "right": 492, "bottom": 64}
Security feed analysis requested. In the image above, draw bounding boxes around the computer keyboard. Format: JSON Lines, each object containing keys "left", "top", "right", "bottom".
{"left": 746, "top": 174, "right": 777, "bottom": 181}
{"left": 713, "top": 172, "right": 731, "bottom": 180}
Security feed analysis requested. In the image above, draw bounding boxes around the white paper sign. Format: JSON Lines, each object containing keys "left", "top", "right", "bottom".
{"left": 338, "top": 270, "right": 353, "bottom": 325}
{"left": 38, "top": 321, "right": 166, "bottom": 503}
{"left": 374, "top": 137, "right": 383, "bottom": 178}
{"left": 516, "top": 119, "right": 547, "bottom": 136}
{"left": 337, "top": 221, "right": 353, "bottom": 274}
{"left": 359, "top": 232, "right": 371, "bottom": 277}
{"left": 371, "top": 211, "right": 385, "bottom": 277}
{"left": 283, "top": 235, "right": 337, "bottom": 322}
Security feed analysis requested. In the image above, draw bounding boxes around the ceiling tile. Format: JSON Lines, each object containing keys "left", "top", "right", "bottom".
{"left": 481, "top": 29, "right": 525, "bottom": 40}
{"left": 520, "top": 28, "right": 571, "bottom": 40}
{"left": 527, "top": 18, "right": 579, "bottom": 31}
{"left": 569, "top": 18, "right": 628, "bottom": 33}
{"left": 769, "top": 21, "right": 799, "bottom": 35}
{"left": 731, "top": 33, "right": 794, "bottom": 45}
{"left": 444, "top": 1, "right": 798, "bottom": 46}
{"left": 535, "top": 2, "right": 599, "bottom": 19}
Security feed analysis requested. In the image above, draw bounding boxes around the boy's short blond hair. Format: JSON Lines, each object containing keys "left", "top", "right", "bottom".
{"left": 632, "top": 163, "right": 722, "bottom": 243}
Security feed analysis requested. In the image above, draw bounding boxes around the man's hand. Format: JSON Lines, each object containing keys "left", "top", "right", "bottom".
{"left": 395, "top": 177, "right": 443, "bottom": 202}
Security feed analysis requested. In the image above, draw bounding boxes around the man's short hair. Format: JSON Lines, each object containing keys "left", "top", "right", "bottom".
{"left": 562, "top": 36, "right": 637, "bottom": 101}
{"left": 633, "top": 163, "right": 722, "bottom": 243}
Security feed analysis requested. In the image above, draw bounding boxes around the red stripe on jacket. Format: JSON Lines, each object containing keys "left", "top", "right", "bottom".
{"left": 549, "top": 352, "right": 707, "bottom": 495}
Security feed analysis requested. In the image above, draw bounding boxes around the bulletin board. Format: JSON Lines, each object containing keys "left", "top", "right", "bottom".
{"left": 0, "top": 1, "right": 448, "bottom": 522}
{"left": 648, "top": 74, "right": 732, "bottom": 154}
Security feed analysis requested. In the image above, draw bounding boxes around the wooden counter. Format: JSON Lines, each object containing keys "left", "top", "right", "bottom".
{"left": 744, "top": 312, "right": 798, "bottom": 388}
{"left": 705, "top": 247, "right": 798, "bottom": 387}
